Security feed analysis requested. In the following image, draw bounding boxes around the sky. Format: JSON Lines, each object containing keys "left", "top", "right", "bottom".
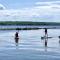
{"left": 0, "top": 0, "right": 60, "bottom": 22}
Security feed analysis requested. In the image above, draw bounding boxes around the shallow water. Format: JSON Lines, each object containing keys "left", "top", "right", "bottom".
{"left": 0, "top": 29, "right": 60, "bottom": 60}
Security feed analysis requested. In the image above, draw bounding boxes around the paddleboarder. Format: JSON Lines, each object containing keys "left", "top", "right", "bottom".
{"left": 15, "top": 32, "right": 19, "bottom": 46}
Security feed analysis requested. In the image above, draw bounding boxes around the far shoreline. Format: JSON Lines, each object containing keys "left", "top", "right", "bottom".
{"left": 0, "top": 28, "right": 40, "bottom": 30}
{"left": 0, "top": 21, "right": 60, "bottom": 30}
{"left": 0, "top": 21, "right": 59, "bottom": 26}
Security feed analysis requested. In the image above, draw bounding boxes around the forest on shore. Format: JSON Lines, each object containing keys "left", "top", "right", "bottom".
{"left": 0, "top": 21, "right": 60, "bottom": 26}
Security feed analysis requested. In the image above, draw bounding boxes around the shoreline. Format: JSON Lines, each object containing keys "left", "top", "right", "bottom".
{"left": 0, "top": 28, "right": 39, "bottom": 30}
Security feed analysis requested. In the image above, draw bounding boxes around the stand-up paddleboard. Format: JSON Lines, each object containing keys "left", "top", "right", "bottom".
{"left": 41, "top": 36, "right": 52, "bottom": 40}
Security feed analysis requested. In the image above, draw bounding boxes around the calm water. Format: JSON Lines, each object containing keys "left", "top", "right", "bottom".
{"left": 0, "top": 25, "right": 60, "bottom": 29}
{"left": 0, "top": 29, "right": 60, "bottom": 60}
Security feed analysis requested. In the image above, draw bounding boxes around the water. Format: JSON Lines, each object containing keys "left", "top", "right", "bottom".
{"left": 0, "top": 25, "right": 60, "bottom": 29}
{"left": 0, "top": 29, "right": 60, "bottom": 60}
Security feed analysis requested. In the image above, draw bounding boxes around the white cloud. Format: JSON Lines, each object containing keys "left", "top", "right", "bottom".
{"left": 0, "top": 1, "right": 60, "bottom": 17}
{"left": 0, "top": 1, "right": 60, "bottom": 22}
{"left": 0, "top": 4, "right": 6, "bottom": 10}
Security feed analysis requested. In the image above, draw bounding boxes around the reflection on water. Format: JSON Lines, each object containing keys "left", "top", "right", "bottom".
{"left": 0, "top": 29, "right": 60, "bottom": 60}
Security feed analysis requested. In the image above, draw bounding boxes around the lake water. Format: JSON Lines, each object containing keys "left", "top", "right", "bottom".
{"left": 0, "top": 25, "right": 60, "bottom": 29}
{"left": 0, "top": 29, "right": 60, "bottom": 60}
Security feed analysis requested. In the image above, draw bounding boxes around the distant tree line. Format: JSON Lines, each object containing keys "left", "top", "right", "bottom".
{"left": 0, "top": 21, "right": 60, "bottom": 26}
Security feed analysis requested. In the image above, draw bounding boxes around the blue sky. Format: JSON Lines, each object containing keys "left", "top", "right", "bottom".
{"left": 0, "top": 0, "right": 59, "bottom": 9}
{"left": 0, "top": 0, "right": 60, "bottom": 22}
{"left": 0, "top": 0, "right": 42, "bottom": 9}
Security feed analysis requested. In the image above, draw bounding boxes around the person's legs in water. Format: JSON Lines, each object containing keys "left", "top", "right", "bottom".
{"left": 15, "top": 38, "right": 19, "bottom": 46}
{"left": 45, "top": 40, "right": 47, "bottom": 47}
